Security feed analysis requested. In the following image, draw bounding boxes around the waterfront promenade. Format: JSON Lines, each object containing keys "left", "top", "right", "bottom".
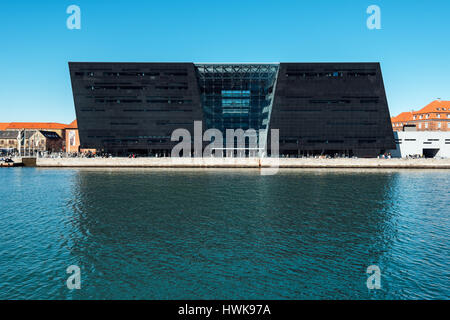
{"left": 15, "top": 157, "right": 450, "bottom": 169}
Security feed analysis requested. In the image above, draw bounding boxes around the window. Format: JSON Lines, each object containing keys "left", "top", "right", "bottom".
{"left": 222, "top": 99, "right": 250, "bottom": 106}
{"left": 413, "top": 116, "right": 416, "bottom": 120}
{"left": 426, "top": 114, "right": 429, "bottom": 119}
{"left": 448, "top": 114, "right": 450, "bottom": 118}
{"left": 165, "top": 71, "right": 188, "bottom": 76}
{"left": 425, "top": 122, "right": 428, "bottom": 128}
{"left": 448, "top": 123, "right": 450, "bottom": 128}
{"left": 222, "top": 90, "right": 251, "bottom": 98}
{"left": 438, "top": 122, "right": 442, "bottom": 128}
{"left": 418, "top": 123, "right": 422, "bottom": 129}
{"left": 310, "top": 99, "right": 351, "bottom": 104}
{"left": 222, "top": 90, "right": 251, "bottom": 111}
{"left": 420, "top": 115, "right": 423, "bottom": 119}
{"left": 437, "top": 114, "right": 441, "bottom": 118}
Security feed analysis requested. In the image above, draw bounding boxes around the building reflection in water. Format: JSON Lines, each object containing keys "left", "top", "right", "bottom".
{"left": 66, "top": 169, "right": 402, "bottom": 299}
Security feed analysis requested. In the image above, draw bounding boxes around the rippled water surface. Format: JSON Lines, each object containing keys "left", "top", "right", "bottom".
{"left": 0, "top": 168, "right": 449, "bottom": 299}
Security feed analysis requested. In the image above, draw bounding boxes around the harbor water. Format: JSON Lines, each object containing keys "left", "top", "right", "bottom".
{"left": 0, "top": 168, "right": 449, "bottom": 299}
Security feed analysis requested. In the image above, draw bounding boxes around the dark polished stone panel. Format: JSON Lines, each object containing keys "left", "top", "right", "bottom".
{"left": 69, "top": 62, "right": 203, "bottom": 155}
{"left": 269, "top": 63, "right": 395, "bottom": 157}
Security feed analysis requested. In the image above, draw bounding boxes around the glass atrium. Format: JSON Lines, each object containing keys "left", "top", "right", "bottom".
{"left": 195, "top": 64, "right": 279, "bottom": 152}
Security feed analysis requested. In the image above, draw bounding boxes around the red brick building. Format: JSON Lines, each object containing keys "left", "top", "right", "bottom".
{"left": 0, "top": 121, "right": 77, "bottom": 152}
{"left": 0, "top": 120, "right": 98, "bottom": 154}
{"left": 65, "top": 120, "right": 80, "bottom": 153}
{"left": 392, "top": 100, "right": 450, "bottom": 132}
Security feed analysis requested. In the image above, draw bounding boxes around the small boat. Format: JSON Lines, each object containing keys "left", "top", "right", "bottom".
{"left": 0, "top": 159, "right": 23, "bottom": 167}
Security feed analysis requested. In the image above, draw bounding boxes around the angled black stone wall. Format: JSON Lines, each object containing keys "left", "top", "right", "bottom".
{"left": 269, "top": 63, "right": 395, "bottom": 157}
{"left": 69, "top": 62, "right": 203, "bottom": 154}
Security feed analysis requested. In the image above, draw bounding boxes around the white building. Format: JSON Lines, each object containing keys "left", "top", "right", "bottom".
{"left": 390, "top": 131, "right": 450, "bottom": 158}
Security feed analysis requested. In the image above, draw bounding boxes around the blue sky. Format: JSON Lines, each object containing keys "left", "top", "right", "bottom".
{"left": 0, "top": 0, "right": 449, "bottom": 123}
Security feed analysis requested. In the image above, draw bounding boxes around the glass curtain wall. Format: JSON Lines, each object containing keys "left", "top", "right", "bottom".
{"left": 195, "top": 64, "right": 279, "bottom": 155}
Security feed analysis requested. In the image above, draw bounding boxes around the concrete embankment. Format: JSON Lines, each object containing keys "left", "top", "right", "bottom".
{"left": 33, "top": 157, "right": 450, "bottom": 169}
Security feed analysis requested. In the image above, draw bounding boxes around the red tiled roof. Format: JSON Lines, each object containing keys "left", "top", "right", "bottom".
{"left": 66, "top": 119, "right": 78, "bottom": 129}
{"left": 391, "top": 111, "right": 413, "bottom": 123}
{"left": 414, "top": 100, "right": 450, "bottom": 114}
{"left": 0, "top": 123, "right": 10, "bottom": 130}
{"left": 6, "top": 122, "right": 68, "bottom": 130}
{"left": 391, "top": 100, "right": 450, "bottom": 123}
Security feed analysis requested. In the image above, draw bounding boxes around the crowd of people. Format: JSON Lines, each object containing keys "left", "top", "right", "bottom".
{"left": 378, "top": 153, "right": 392, "bottom": 159}
{"left": 1, "top": 150, "right": 406, "bottom": 159}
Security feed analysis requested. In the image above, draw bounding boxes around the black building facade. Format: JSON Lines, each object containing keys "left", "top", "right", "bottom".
{"left": 69, "top": 62, "right": 395, "bottom": 157}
